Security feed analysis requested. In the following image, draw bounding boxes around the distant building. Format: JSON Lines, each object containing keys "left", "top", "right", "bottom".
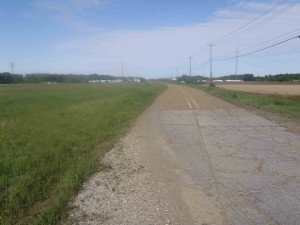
{"left": 210, "top": 79, "right": 244, "bottom": 83}
{"left": 89, "top": 80, "right": 101, "bottom": 83}
{"left": 89, "top": 80, "right": 114, "bottom": 83}
{"left": 224, "top": 80, "right": 243, "bottom": 82}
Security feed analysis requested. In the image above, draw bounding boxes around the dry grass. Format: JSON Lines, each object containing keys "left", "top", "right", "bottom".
{"left": 217, "top": 84, "right": 300, "bottom": 96}
{"left": 190, "top": 84, "right": 300, "bottom": 120}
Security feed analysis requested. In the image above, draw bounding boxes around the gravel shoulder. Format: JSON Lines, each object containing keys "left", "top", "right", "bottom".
{"left": 63, "top": 111, "right": 192, "bottom": 225}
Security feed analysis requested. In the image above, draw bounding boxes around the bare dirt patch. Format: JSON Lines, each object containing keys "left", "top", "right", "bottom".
{"left": 218, "top": 84, "right": 300, "bottom": 95}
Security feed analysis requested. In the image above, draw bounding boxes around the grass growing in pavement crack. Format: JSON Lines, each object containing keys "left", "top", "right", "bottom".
{"left": 0, "top": 83, "right": 165, "bottom": 225}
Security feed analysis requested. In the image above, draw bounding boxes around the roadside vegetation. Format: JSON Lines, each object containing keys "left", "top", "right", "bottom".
{"left": 189, "top": 84, "right": 300, "bottom": 119}
{"left": 0, "top": 83, "right": 165, "bottom": 225}
{"left": 176, "top": 73, "right": 300, "bottom": 83}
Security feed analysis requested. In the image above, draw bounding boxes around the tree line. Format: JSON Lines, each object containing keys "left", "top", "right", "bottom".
{"left": 256, "top": 73, "right": 300, "bottom": 82}
{"left": 0, "top": 73, "right": 145, "bottom": 84}
{"left": 1, "top": 72, "right": 299, "bottom": 84}
{"left": 177, "top": 73, "right": 300, "bottom": 83}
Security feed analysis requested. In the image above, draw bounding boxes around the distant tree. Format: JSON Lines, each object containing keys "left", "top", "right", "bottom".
{"left": 0, "top": 72, "right": 23, "bottom": 84}
{"left": 260, "top": 73, "right": 300, "bottom": 82}
{"left": 243, "top": 74, "right": 255, "bottom": 81}
{"left": 0, "top": 72, "right": 11, "bottom": 83}
{"left": 0, "top": 71, "right": 164, "bottom": 84}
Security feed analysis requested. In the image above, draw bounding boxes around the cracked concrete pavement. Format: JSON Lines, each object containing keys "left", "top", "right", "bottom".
{"left": 66, "top": 84, "right": 300, "bottom": 225}
{"left": 147, "top": 84, "right": 300, "bottom": 225}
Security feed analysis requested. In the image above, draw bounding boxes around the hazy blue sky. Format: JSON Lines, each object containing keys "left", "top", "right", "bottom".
{"left": 0, "top": 0, "right": 299, "bottom": 78}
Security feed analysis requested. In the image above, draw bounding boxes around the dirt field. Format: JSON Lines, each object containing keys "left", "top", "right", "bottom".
{"left": 217, "top": 84, "right": 300, "bottom": 95}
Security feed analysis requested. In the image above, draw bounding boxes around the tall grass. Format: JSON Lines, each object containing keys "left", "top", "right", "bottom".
{"left": 0, "top": 83, "right": 165, "bottom": 224}
{"left": 189, "top": 84, "right": 300, "bottom": 119}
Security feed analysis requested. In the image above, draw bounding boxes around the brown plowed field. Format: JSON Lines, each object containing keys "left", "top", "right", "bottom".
{"left": 218, "top": 84, "right": 300, "bottom": 95}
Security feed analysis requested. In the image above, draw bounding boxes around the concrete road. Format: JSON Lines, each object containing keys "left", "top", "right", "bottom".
{"left": 144, "top": 84, "right": 300, "bottom": 225}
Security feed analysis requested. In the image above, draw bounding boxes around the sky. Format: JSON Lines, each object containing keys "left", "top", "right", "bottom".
{"left": 0, "top": 0, "right": 299, "bottom": 78}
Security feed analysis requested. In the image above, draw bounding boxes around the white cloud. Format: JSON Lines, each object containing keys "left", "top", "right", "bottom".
{"left": 25, "top": 1, "right": 300, "bottom": 77}
{"left": 235, "top": 1, "right": 277, "bottom": 11}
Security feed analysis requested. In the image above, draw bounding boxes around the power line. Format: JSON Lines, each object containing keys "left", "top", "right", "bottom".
{"left": 238, "top": 27, "right": 300, "bottom": 53}
{"left": 224, "top": 1, "right": 299, "bottom": 43}
{"left": 214, "top": 27, "right": 300, "bottom": 60}
{"left": 214, "top": 35, "right": 299, "bottom": 61}
{"left": 212, "top": 0, "right": 286, "bottom": 44}
{"left": 188, "top": 1, "right": 298, "bottom": 64}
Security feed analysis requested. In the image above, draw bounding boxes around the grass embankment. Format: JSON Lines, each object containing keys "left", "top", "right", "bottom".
{"left": 190, "top": 84, "right": 300, "bottom": 119}
{"left": 0, "top": 83, "right": 165, "bottom": 225}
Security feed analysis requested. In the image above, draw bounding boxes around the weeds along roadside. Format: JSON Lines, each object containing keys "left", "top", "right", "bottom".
{"left": 188, "top": 83, "right": 300, "bottom": 120}
{"left": 0, "top": 83, "right": 166, "bottom": 225}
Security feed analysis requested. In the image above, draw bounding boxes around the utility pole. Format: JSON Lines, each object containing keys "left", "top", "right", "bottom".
{"left": 121, "top": 61, "right": 124, "bottom": 78}
{"left": 176, "top": 68, "right": 179, "bottom": 80}
{"left": 10, "top": 62, "right": 14, "bottom": 75}
{"left": 188, "top": 57, "right": 193, "bottom": 83}
{"left": 235, "top": 47, "right": 239, "bottom": 76}
{"left": 208, "top": 44, "right": 214, "bottom": 80}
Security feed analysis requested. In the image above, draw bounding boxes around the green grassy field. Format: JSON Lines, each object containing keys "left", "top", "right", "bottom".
{"left": 0, "top": 83, "right": 165, "bottom": 225}
{"left": 190, "top": 84, "right": 300, "bottom": 119}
